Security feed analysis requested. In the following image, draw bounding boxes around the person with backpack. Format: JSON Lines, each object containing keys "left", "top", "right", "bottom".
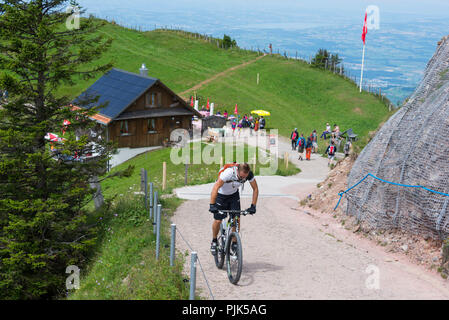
{"left": 325, "top": 140, "right": 337, "bottom": 167}
{"left": 305, "top": 136, "right": 313, "bottom": 160}
{"left": 311, "top": 130, "right": 318, "bottom": 153}
{"left": 290, "top": 128, "right": 299, "bottom": 150}
{"left": 297, "top": 133, "right": 306, "bottom": 161}
{"left": 344, "top": 140, "right": 352, "bottom": 158}
{"left": 209, "top": 163, "right": 259, "bottom": 256}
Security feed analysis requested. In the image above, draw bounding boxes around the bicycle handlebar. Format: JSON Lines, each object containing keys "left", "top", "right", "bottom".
{"left": 217, "top": 210, "right": 253, "bottom": 216}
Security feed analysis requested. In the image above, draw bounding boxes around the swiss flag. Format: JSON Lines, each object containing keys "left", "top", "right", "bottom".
{"left": 361, "top": 11, "right": 368, "bottom": 45}
{"left": 190, "top": 96, "right": 194, "bottom": 107}
{"left": 234, "top": 103, "right": 238, "bottom": 114}
{"left": 207, "top": 98, "right": 210, "bottom": 110}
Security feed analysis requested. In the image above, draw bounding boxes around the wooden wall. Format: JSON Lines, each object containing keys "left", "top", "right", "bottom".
{"left": 108, "top": 115, "right": 192, "bottom": 148}
{"left": 106, "top": 81, "right": 193, "bottom": 148}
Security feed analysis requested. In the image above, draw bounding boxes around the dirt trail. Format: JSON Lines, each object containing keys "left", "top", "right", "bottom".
{"left": 179, "top": 55, "right": 266, "bottom": 99}
{"left": 172, "top": 186, "right": 449, "bottom": 300}
{"left": 171, "top": 132, "right": 449, "bottom": 299}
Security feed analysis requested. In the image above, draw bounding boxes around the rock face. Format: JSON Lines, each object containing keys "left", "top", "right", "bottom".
{"left": 346, "top": 36, "right": 449, "bottom": 240}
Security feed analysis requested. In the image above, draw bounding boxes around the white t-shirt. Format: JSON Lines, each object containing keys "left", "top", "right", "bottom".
{"left": 218, "top": 166, "right": 255, "bottom": 195}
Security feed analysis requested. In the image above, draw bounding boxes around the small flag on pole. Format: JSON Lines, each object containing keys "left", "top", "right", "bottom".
{"left": 62, "top": 120, "right": 71, "bottom": 135}
{"left": 234, "top": 103, "right": 238, "bottom": 114}
{"left": 362, "top": 12, "right": 368, "bottom": 45}
{"left": 190, "top": 96, "right": 194, "bottom": 107}
{"left": 207, "top": 98, "right": 210, "bottom": 110}
{"left": 359, "top": 11, "right": 368, "bottom": 93}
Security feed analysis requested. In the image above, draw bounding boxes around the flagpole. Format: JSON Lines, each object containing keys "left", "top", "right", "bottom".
{"left": 359, "top": 44, "right": 365, "bottom": 93}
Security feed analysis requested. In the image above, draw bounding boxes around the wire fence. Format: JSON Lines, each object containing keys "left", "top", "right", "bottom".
{"left": 343, "top": 38, "right": 449, "bottom": 241}
{"left": 141, "top": 168, "right": 215, "bottom": 300}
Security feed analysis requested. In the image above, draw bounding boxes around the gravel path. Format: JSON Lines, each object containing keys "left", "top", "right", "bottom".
{"left": 171, "top": 132, "right": 449, "bottom": 299}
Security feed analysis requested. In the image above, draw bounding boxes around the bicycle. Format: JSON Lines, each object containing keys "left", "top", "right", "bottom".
{"left": 213, "top": 209, "right": 253, "bottom": 285}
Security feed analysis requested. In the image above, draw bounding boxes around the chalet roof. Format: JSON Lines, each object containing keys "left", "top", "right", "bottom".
{"left": 73, "top": 68, "right": 201, "bottom": 122}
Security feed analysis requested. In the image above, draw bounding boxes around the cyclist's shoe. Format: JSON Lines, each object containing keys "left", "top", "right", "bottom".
{"left": 210, "top": 240, "right": 218, "bottom": 256}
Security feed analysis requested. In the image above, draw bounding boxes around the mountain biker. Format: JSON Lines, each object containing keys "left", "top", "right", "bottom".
{"left": 209, "top": 163, "right": 259, "bottom": 256}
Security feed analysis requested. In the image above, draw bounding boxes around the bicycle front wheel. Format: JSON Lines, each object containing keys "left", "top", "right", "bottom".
{"left": 226, "top": 232, "right": 243, "bottom": 285}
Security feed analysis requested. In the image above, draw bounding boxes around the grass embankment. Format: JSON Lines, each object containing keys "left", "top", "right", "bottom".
{"left": 69, "top": 195, "right": 189, "bottom": 300}
{"left": 72, "top": 142, "right": 298, "bottom": 299}
{"left": 100, "top": 142, "right": 299, "bottom": 201}
{"left": 181, "top": 54, "right": 395, "bottom": 153}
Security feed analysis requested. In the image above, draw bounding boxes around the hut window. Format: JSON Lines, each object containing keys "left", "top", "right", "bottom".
{"left": 157, "top": 92, "right": 162, "bottom": 107}
{"left": 120, "top": 120, "right": 130, "bottom": 135}
{"left": 148, "top": 119, "right": 157, "bottom": 134}
{"left": 146, "top": 93, "right": 156, "bottom": 108}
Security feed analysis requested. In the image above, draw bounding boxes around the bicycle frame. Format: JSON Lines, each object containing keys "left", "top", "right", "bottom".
{"left": 218, "top": 210, "right": 249, "bottom": 243}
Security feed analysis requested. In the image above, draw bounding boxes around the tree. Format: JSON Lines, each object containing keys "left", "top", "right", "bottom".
{"left": 222, "top": 34, "right": 237, "bottom": 49}
{"left": 311, "top": 49, "right": 343, "bottom": 72}
{"left": 311, "top": 48, "right": 330, "bottom": 69}
{"left": 0, "top": 0, "right": 127, "bottom": 299}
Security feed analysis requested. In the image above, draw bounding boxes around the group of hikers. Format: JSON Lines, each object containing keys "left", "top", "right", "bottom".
{"left": 290, "top": 123, "right": 352, "bottom": 166}
{"left": 230, "top": 114, "right": 266, "bottom": 136}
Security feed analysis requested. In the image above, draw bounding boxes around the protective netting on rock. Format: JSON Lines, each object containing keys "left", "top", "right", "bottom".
{"left": 346, "top": 36, "right": 449, "bottom": 240}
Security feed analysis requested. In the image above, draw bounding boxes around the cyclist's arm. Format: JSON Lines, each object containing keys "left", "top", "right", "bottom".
{"left": 249, "top": 179, "right": 259, "bottom": 206}
{"left": 210, "top": 178, "right": 225, "bottom": 204}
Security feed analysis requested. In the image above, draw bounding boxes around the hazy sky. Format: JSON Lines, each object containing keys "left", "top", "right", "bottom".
{"left": 79, "top": 0, "right": 449, "bottom": 17}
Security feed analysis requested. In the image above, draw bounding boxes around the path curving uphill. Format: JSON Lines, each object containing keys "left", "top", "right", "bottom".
{"left": 171, "top": 133, "right": 449, "bottom": 299}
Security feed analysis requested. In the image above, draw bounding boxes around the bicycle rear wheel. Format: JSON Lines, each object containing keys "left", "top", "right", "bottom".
{"left": 214, "top": 226, "right": 225, "bottom": 269}
{"left": 226, "top": 232, "right": 243, "bottom": 285}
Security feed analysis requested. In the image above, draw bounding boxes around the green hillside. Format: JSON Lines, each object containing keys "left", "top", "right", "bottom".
{"left": 61, "top": 21, "right": 259, "bottom": 98}
{"left": 63, "top": 19, "right": 393, "bottom": 151}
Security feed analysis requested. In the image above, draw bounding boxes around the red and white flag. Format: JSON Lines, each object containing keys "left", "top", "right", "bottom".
{"left": 190, "top": 96, "right": 194, "bottom": 107}
{"left": 234, "top": 103, "right": 238, "bottom": 114}
{"left": 206, "top": 98, "right": 210, "bottom": 110}
{"left": 62, "top": 119, "right": 71, "bottom": 135}
{"left": 361, "top": 11, "right": 368, "bottom": 45}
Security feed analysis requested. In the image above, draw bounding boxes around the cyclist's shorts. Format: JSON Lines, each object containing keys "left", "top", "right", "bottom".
{"left": 214, "top": 191, "right": 241, "bottom": 220}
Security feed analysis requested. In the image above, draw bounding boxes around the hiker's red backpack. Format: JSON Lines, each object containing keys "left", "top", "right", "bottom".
{"left": 329, "top": 145, "right": 336, "bottom": 155}
{"left": 218, "top": 163, "right": 238, "bottom": 179}
{"left": 292, "top": 132, "right": 297, "bottom": 140}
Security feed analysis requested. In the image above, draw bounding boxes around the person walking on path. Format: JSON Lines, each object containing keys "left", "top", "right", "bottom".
{"left": 290, "top": 128, "right": 299, "bottom": 150}
{"left": 305, "top": 136, "right": 313, "bottom": 161}
{"left": 312, "top": 130, "right": 318, "bottom": 153}
{"left": 260, "top": 116, "right": 266, "bottom": 129}
{"left": 325, "top": 140, "right": 337, "bottom": 167}
{"left": 231, "top": 119, "right": 237, "bottom": 136}
{"left": 297, "top": 133, "right": 306, "bottom": 161}
{"left": 254, "top": 118, "right": 260, "bottom": 132}
{"left": 238, "top": 119, "right": 243, "bottom": 137}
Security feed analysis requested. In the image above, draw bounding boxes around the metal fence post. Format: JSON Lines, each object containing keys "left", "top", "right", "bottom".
{"left": 153, "top": 191, "right": 159, "bottom": 234}
{"left": 144, "top": 170, "right": 148, "bottom": 209}
{"left": 189, "top": 252, "right": 197, "bottom": 300}
{"left": 170, "top": 224, "right": 176, "bottom": 267}
{"left": 149, "top": 182, "right": 153, "bottom": 220}
{"left": 156, "top": 204, "right": 162, "bottom": 260}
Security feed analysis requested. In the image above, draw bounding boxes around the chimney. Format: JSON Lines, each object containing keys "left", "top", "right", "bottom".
{"left": 139, "top": 63, "right": 148, "bottom": 77}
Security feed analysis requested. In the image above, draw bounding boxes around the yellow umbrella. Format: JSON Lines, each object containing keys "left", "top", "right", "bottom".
{"left": 251, "top": 110, "right": 271, "bottom": 116}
